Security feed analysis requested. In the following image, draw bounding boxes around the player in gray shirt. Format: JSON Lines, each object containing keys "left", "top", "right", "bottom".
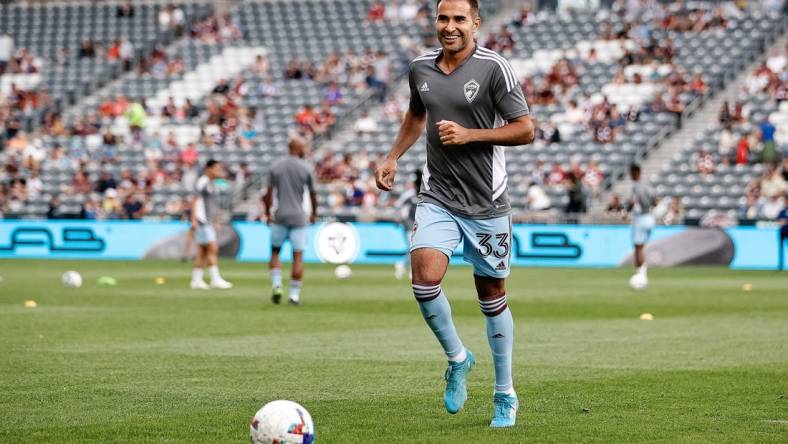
{"left": 190, "top": 159, "right": 232, "bottom": 290}
{"left": 627, "top": 164, "right": 658, "bottom": 285}
{"left": 374, "top": 0, "right": 534, "bottom": 428}
{"left": 263, "top": 137, "right": 317, "bottom": 305}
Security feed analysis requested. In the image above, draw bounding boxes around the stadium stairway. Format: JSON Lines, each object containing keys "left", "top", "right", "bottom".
{"left": 597, "top": 28, "right": 788, "bottom": 214}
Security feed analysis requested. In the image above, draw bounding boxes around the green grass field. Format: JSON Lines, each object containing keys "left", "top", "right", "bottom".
{"left": 1, "top": 260, "right": 787, "bottom": 443}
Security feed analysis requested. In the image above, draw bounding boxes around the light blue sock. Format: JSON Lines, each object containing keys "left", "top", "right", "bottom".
{"left": 413, "top": 281, "right": 465, "bottom": 361}
{"left": 480, "top": 295, "right": 514, "bottom": 393}
{"left": 270, "top": 267, "right": 282, "bottom": 288}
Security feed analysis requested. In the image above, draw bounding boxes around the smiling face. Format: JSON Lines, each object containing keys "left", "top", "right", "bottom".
{"left": 435, "top": 0, "right": 480, "bottom": 56}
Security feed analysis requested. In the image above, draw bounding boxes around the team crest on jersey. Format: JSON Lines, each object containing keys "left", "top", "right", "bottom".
{"left": 464, "top": 79, "right": 480, "bottom": 103}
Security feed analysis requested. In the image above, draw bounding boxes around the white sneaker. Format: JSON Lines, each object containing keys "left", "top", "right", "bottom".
{"left": 190, "top": 280, "right": 210, "bottom": 290}
{"left": 210, "top": 279, "right": 233, "bottom": 289}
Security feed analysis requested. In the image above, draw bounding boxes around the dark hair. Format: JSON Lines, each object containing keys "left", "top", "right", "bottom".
{"left": 629, "top": 163, "right": 641, "bottom": 175}
{"left": 206, "top": 159, "right": 219, "bottom": 169}
{"left": 436, "top": 0, "right": 480, "bottom": 16}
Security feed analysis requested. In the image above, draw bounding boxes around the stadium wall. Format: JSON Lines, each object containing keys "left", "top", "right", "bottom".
{"left": 0, "top": 221, "right": 782, "bottom": 270}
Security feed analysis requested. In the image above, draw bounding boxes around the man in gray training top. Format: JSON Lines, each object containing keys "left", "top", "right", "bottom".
{"left": 190, "top": 159, "right": 233, "bottom": 290}
{"left": 374, "top": 0, "right": 534, "bottom": 428}
{"left": 263, "top": 137, "right": 317, "bottom": 305}
{"left": 627, "top": 164, "right": 658, "bottom": 286}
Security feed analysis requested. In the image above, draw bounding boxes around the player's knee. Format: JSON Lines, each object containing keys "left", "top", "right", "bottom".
{"left": 474, "top": 275, "right": 506, "bottom": 300}
{"left": 412, "top": 279, "right": 442, "bottom": 303}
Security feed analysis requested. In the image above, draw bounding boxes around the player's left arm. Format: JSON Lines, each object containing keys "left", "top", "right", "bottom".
{"left": 437, "top": 115, "right": 534, "bottom": 146}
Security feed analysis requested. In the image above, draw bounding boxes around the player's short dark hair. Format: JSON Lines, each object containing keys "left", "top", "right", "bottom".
{"left": 206, "top": 159, "right": 220, "bottom": 169}
{"left": 630, "top": 163, "right": 641, "bottom": 175}
{"left": 436, "top": 0, "right": 480, "bottom": 17}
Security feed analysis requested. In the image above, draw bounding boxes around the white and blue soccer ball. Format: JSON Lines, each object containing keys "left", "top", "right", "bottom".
{"left": 62, "top": 271, "right": 83, "bottom": 289}
{"left": 250, "top": 400, "right": 315, "bottom": 444}
{"left": 628, "top": 273, "right": 648, "bottom": 291}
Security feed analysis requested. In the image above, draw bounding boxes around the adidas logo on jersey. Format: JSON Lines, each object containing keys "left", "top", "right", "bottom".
{"left": 495, "top": 261, "right": 507, "bottom": 271}
{"left": 419, "top": 82, "right": 429, "bottom": 92}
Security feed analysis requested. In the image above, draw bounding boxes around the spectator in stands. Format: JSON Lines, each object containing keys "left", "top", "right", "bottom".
{"left": 694, "top": 148, "right": 715, "bottom": 175}
{"left": 761, "top": 165, "right": 787, "bottom": 198}
{"left": 285, "top": 60, "right": 304, "bottom": 80}
{"left": 119, "top": 38, "right": 135, "bottom": 71}
{"left": 0, "top": 32, "right": 14, "bottom": 75}
{"left": 660, "top": 196, "right": 685, "bottom": 225}
{"left": 354, "top": 111, "right": 379, "bottom": 134}
{"left": 252, "top": 53, "right": 270, "bottom": 77}
{"left": 71, "top": 170, "right": 91, "bottom": 194}
{"left": 102, "top": 188, "right": 123, "bottom": 219}
{"left": 606, "top": 194, "right": 625, "bottom": 216}
{"left": 95, "top": 170, "right": 117, "bottom": 194}
{"left": 368, "top": 1, "right": 385, "bottom": 22}
{"left": 735, "top": 131, "right": 750, "bottom": 165}
{"left": 565, "top": 173, "right": 587, "bottom": 217}
{"left": 583, "top": 160, "right": 604, "bottom": 196}
{"left": 162, "top": 97, "right": 178, "bottom": 119}
{"left": 761, "top": 193, "right": 785, "bottom": 220}
{"left": 526, "top": 182, "right": 551, "bottom": 211}
{"left": 122, "top": 192, "right": 146, "bottom": 220}
{"left": 78, "top": 39, "right": 96, "bottom": 58}
{"left": 324, "top": 82, "right": 344, "bottom": 106}
{"left": 124, "top": 99, "right": 147, "bottom": 141}
{"left": 758, "top": 117, "right": 779, "bottom": 164}
{"left": 530, "top": 160, "right": 547, "bottom": 185}
{"left": 718, "top": 101, "right": 732, "bottom": 125}
{"left": 547, "top": 162, "right": 566, "bottom": 185}
{"left": 83, "top": 196, "right": 102, "bottom": 220}
{"left": 719, "top": 123, "right": 736, "bottom": 164}
{"left": 47, "top": 195, "right": 63, "bottom": 219}
{"left": 117, "top": 1, "right": 134, "bottom": 18}
{"left": 294, "top": 104, "right": 318, "bottom": 136}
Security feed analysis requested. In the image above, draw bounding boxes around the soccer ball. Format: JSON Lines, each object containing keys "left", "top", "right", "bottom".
{"left": 628, "top": 273, "right": 648, "bottom": 290}
{"left": 62, "top": 271, "right": 83, "bottom": 289}
{"left": 334, "top": 265, "right": 352, "bottom": 280}
{"left": 250, "top": 400, "right": 315, "bottom": 444}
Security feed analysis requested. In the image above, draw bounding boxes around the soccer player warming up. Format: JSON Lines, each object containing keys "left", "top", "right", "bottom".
{"left": 190, "top": 159, "right": 233, "bottom": 290}
{"left": 263, "top": 137, "right": 317, "bottom": 305}
{"left": 375, "top": 0, "right": 534, "bottom": 428}
{"left": 627, "top": 164, "right": 658, "bottom": 286}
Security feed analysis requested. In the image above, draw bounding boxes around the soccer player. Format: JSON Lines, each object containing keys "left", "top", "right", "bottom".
{"left": 374, "top": 0, "right": 534, "bottom": 428}
{"left": 263, "top": 137, "right": 317, "bottom": 305}
{"left": 190, "top": 159, "right": 233, "bottom": 290}
{"left": 627, "top": 164, "right": 657, "bottom": 284}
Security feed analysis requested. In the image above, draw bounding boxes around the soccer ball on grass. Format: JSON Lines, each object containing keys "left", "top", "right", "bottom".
{"left": 250, "top": 400, "right": 315, "bottom": 444}
{"left": 62, "top": 271, "right": 83, "bottom": 289}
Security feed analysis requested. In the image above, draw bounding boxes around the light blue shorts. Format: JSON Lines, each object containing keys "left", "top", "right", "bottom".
{"left": 271, "top": 224, "right": 308, "bottom": 252}
{"left": 632, "top": 214, "right": 655, "bottom": 246}
{"left": 195, "top": 224, "right": 217, "bottom": 245}
{"left": 410, "top": 202, "right": 512, "bottom": 278}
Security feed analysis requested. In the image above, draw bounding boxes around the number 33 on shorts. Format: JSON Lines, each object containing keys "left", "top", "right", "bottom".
{"left": 410, "top": 203, "right": 512, "bottom": 278}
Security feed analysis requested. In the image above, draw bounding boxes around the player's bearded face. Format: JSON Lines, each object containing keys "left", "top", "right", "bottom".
{"left": 435, "top": 1, "right": 479, "bottom": 54}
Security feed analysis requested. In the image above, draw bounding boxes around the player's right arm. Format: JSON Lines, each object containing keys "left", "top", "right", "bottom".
{"left": 375, "top": 69, "right": 427, "bottom": 192}
{"left": 189, "top": 196, "right": 199, "bottom": 230}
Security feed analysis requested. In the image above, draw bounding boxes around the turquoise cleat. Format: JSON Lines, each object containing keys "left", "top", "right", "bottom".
{"left": 490, "top": 392, "right": 519, "bottom": 428}
{"left": 443, "top": 349, "right": 475, "bottom": 414}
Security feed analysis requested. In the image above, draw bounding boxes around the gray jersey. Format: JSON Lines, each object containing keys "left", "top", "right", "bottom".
{"left": 267, "top": 156, "right": 315, "bottom": 226}
{"left": 630, "top": 180, "right": 657, "bottom": 215}
{"left": 193, "top": 175, "right": 216, "bottom": 225}
{"left": 409, "top": 46, "right": 529, "bottom": 219}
